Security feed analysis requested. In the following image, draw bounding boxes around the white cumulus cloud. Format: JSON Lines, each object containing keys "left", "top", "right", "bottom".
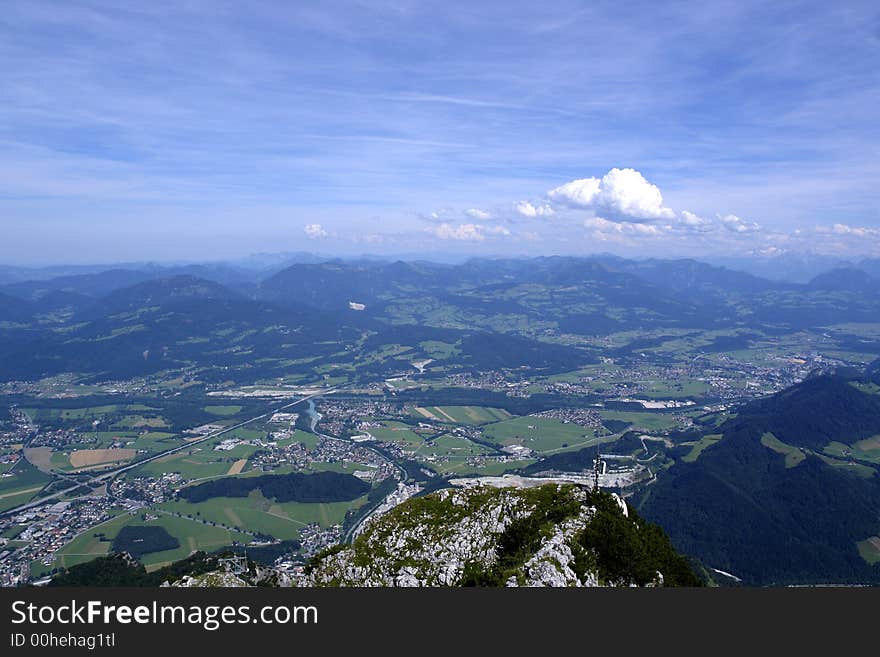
{"left": 465, "top": 208, "right": 492, "bottom": 220}
{"left": 304, "top": 223, "right": 328, "bottom": 239}
{"left": 515, "top": 200, "right": 554, "bottom": 217}
{"left": 547, "top": 168, "right": 674, "bottom": 221}
{"left": 679, "top": 210, "right": 711, "bottom": 229}
{"left": 720, "top": 214, "right": 760, "bottom": 233}
{"left": 546, "top": 178, "right": 601, "bottom": 208}
{"left": 584, "top": 216, "right": 662, "bottom": 236}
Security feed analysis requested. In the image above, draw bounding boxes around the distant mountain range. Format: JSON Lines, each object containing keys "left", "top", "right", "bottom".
{"left": 1, "top": 256, "right": 878, "bottom": 383}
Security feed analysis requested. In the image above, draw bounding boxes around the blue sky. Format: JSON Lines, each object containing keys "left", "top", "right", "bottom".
{"left": 1, "top": 0, "right": 878, "bottom": 264}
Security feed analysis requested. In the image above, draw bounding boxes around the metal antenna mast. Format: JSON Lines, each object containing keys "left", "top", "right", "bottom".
{"left": 592, "top": 428, "right": 600, "bottom": 493}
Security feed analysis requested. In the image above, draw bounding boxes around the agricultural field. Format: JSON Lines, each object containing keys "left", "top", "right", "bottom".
{"left": 441, "top": 458, "right": 536, "bottom": 477}
{"left": 363, "top": 422, "right": 426, "bottom": 449}
{"left": 481, "top": 416, "right": 592, "bottom": 453}
{"left": 760, "top": 432, "right": 806, "bottom": 468}
{"left": 68, "top": 448, "right": 137, "bottom": 469}
{"left": 0, "top": 488, "right": 44, "bottom": 514}
{"left": 23, "top": 447, "right": 53, "bottom": 470}
{"left": 111, "top": 415, "right": 169, "bottom": 429}
{"left": 639, "top": 380, "right": 710, "bottom": 400}
{"left": 50, "top": 512, "right": 133, "bottom": 571}
{"left": 682, "top": 434, "right": 724, "bottom": 463}
{"left": 418, "top": 340, "right": 460, "bottom": 359}
{"left": 227, "top": 459, "right": 248, "bottom": 475}
{"left": 213, "top": 427, "right": 267, "bottom": 442}
{"left": 309, "top": 461, "right": 377, "bottom": 475}
{"left": 158, "top": 489, "right": 365, "bottom": 542}
{"left": 87, "top": 431, "right": 148, "bottom": 447}
{"left": 413, "top": 435, "right": 496, "bottom": 474}
{"left": 857, "top": 536, "right": 880, "bottom": 565}
{"left": 598, "top": 410, "right": 681, "bottom": 432}
{"left": 135, "top": 515, "right": 249, "bottom": 570}
{"left": 823, "top": 436, "right": 880, "bottom": 465}
{"left": 274, "top": 430, "right": 320, "bottom": 450}
{"left": 853, "top": 436, "right": 880, "bottom": 457}
{"left": 410, "top": 405, "right": 511, "bottom": 425}
{"left": 417, "top": 434, "right": 495, "bottom": 459}
{"left": 0, "top": 460, "right": 51, "bottom": 512}
{"left": 815, "top": 453, "right": 876, "bottom": 478}
{"left": 131, "top": 443, "right": 261, "bottom": 481}
{"left": 48, "top": 511, "right": 250, "bottom": 574}
{"left": 203, "top": 405, "right": 243, "bottom": 417}
{"left": 125, "top": 432, "right": 179, "bottom": 452}
{"left": 22, "top": 404, "right": 158, "bottom": 423}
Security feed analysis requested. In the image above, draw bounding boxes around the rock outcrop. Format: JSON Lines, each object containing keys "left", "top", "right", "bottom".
{"left": 296, "top": 484, "right": 700, "bottom": 587}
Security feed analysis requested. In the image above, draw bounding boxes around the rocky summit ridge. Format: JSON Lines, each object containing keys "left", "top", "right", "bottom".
{"left": 296, "top": 483, "right": 701, "bottom": 587}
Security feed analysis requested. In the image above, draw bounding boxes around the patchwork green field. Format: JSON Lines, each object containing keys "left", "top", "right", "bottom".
{"left": 23, "top": 404, "right": 157, "bottom": 422}
{"left": 639, "top": 380, "right": 710, "bottom": 399}
{"left": 815, "top": 453, "right": 876, "bottom": 478}
{"left": 481, "top": 416, "right": 592, "bottom": 453}
{"left": 204, "top": 405, "right": 243, "bottom": 417}
{"left": 136, "top": 515, "right": 250, "bottom": 570}
{"left": 0, "top": 487, "right": 44, "bottom": 514}
{"left": 50, "top": 512, "right": 133, "bottom": 572}
{"left": 274, "top": 429, "right": 320, "bottom": 449}
{"left": 364, "top": 422, "right": 426, "bottom": 449}
{"left": 857, "top": 536, "right": 880, "bottom": 564}
{"left": 761, "top": 432, "right": 806, "bottom": 468}
{"left": 824, "top": 436, "right": 880, "bottom": 464}
{"left": 598, "top": 410, "right": 680, "bottom": 432}
{"left": 214, "top": 427, "right": 267, "bottom": 442}
{"left": 158, "top": 489, "right": 366, "bottom": 541}
{"left": 111, "top": 415, "right": 169, "bottom": 429}
{"left": 131, "top": 443, "right": 262, "bottom": 481}
{"left": 410, "top": 405, "right": 512, "bottom": 425}
{"left": 125, "top": 432, "right": 179, "bottom": 452}
{"left": 309, "top": 461, "right": 377, "bottom": 475}
{"left": 417, "top": 340, "right": 460, "bottom": 359}
{"left": 48, "top": 510, "right": 251, "bottom": 574}
{"left": 682, "top": 434, "right": 724, "bottom": 463}
{"left": 418, "top": 434, "right": 495, "bottom": 458}
{"left": 0, "top": 461, "right": 51, "bottom": 512}
{"left": 414, "top": 435, "right": 496, "bottom": 474}
{"left": 441, "top": 458, "right": 536, "bottom": 476}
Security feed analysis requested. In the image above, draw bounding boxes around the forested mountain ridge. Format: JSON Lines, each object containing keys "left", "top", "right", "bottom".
{"left": 639, "top": 365, "right": 880, "bottom": 585}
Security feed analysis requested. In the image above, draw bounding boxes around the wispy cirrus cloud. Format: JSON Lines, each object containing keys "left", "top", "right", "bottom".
{"left": 428, "top": 222, "right": 511, "bottom": 241}
{"left": 826, "top": 223, "right": 880, "bottom": 238}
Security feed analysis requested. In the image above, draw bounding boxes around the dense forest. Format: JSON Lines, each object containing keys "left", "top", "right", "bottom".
{"left": 639, "top": 369, "right": 880, "bottom": 585}
{"left": 111, "top": 525, "right": 180, "bottom": 558}
{"left": 178, "top": 471, "right": 370, "bottom": 503}
{"left": 48, "top": 552, "right": 220, "bottom": 587}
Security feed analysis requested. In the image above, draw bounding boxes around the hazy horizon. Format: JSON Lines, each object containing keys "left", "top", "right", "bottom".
{"left": 0, "top": 248, "right": 867, "bottom": 282}
{"left": 2, "top": 1, "right": 878, "bottom": 263}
